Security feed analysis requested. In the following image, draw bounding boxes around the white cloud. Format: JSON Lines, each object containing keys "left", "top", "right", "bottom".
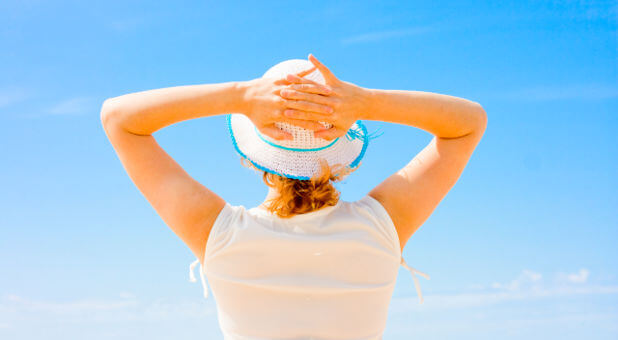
{"left": 566, "top": 268, "right": 590, "bottom": 283}
{"left": 490, "top": 269, "right": 542, "bottom": 291}
{"left": 0, "top": 87, "right": 28, "bottom": 108}
{"left": 48, "top": 97, "right": 97, "bottom": 115}
{"left": 341, "top": 26, "right": 434, "bottom": 45}
{"left": 108, "top": 17, "right": 148, "bottom": 33}
{"left": 118, "top": 291, "right": 136, "bottom": 299}
{"left": 0, "top": 292, "right": 215, "bottom": 322}
{"left": 555, "top": 268, "right": 590, "bottom": 284}
{"left": 4, "top": 294, "right": 137, "bottom": 314}
{"left": 392, "top": 268, "right": 618, "bottom": 312}
{"left": 0, "top": 293, "right": 220, "bottom": 339}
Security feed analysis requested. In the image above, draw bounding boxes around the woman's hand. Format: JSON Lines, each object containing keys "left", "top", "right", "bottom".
{"left": 279, "top": 54, "right": 371, "bottom": 140}
{"left": 242, "top": 66, "right": 337, "bottom": 140}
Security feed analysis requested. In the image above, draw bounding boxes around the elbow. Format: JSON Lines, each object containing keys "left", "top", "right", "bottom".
{"left": 100, "top": 98, "right": 120, "bottom": 130}
{"left": 471, "top": 101, "right": 487, "bottom": 135}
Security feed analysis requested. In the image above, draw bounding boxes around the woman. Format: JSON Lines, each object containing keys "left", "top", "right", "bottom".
{"left": 101, "top": 54, "right": 487, "bottom": 339}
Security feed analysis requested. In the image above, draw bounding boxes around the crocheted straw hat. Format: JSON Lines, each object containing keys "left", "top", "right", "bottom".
{"left": 227, "top": 58, "right": 378, "bottom": 180}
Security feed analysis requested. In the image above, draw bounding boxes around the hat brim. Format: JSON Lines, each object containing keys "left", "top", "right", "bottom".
{"left": 227, "top": 114, "right": 369, "bottom": 180}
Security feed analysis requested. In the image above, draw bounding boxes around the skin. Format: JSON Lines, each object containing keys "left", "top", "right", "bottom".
{"left": 100, "top": 53, "right": 487, "bottom": 265}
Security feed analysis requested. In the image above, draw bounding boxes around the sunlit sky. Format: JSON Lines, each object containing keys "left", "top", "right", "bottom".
{"left": 1, "top": 1, "right": 616, "bottom": 339}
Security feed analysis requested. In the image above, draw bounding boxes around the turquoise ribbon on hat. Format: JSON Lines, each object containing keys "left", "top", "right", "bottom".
{"left": 227, "top": 114, "right": 383, "bottom": 180}
{"left": 345, "top": 125, "right": 384, "bottom": 141}
{"left": 252, "top": 121, "right": 384, "bottom": 151}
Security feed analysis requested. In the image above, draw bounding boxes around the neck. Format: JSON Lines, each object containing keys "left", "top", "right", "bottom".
{"left": 259, "top": 187, "right": 279, "bottom": 210}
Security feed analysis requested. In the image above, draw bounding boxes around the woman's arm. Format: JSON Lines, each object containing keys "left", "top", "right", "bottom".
{"left": 101, "top": 81, "right": 247, "bottom": 135}
{"left": 362, "top": 89, "right": 487, "bottom": 253}
{"left": 100, "top": 82, "right": 245, "bottom": 264}
{"left": 284, "top": 54, "right": 487, "bottom": 253}
{"left": 282, "top": 54, "right": 485, "bottom": 141}
{"left": 103, "top": 69, "right": 334, "bottom": 137}
{"left": 361, "top": 89, "right": 486, "bottom": 138}
{"left": 100, "top": 69, "right": 335, "bottom": 263}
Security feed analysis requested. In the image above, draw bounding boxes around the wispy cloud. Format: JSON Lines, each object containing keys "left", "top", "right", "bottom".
{"left": 341, "top": 26, "right": 434, "bottom": 45}
{"left": 496, "top": 84, "right": 618, "bottom": 101}
{"left": 490, "top": 269, "right": 542, "bottom": 290}
{"left": 48, "top": 96, "right": 97, "bottom": 115}
{"left": 3, "top": 294, "right": 138, "bottom": 314}
{"left": 0, "top": 293, "right": 215, "bottom": 319}
{"left": 392, "top": 268, "right": 618, "bottom": 312}
{"left": 108, "top": 17, "right": 149, "bottom": 33}
{"left": 0, "top": 293, "right": 217, "bottom": 333}
{"left": 566, "top": 268, "right": 590, "bottom": 283}
{"left": 387, "top": 268, "right": 618, "bottom": 338}
{"left": 0, "top": 87, "right": 29, "bottom": 108}
{"left": 0, "top": 293, "right": 219, "bottom": 338}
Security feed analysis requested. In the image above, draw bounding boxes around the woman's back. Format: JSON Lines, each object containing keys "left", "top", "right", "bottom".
{"left": 191, "top": 194, "right": 428, "bottom": 340}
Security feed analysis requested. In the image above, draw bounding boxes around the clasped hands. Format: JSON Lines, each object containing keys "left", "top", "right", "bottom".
{"left": 243, "top": 54, "right": 367, "bottom": 141}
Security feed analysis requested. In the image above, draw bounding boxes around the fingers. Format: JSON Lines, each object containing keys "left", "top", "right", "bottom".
{"left": 295, "top": 65, "right": 317, "bottom": 78}
{"left": 313, "top": 126, "right": 344, "bottom": 141}
{"left": 282, "top": 108, "right": 334, "bottom": 122}
{"left": 288, "top": 83, "right": 332, "bottom": 95}
{"left": 308, "top": 54, "right": 338, "bottom": 82}
{"left": 276, "top": 67, "right": 317, "bottom": 86}
{"left": 285, "top": 74, "right": 333, "bottom": 94}
{"left": 259, "top": 125, "right": 293, "bottom": 140}
{"left": 280, "top": 88, "right": 337, "bottom": 105}
{"left": 274, "top": 72, "right": 315, "bottom": 87}
{"left": 283, "top": 99, "right": 333, "bottom": 115}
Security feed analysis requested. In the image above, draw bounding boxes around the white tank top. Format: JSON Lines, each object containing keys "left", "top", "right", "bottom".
{"left": 188, "top": 194, "right": 429, "bottom": 340}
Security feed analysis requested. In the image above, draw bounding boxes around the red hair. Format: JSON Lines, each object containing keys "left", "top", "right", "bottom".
{"left": 240, "top": 158, "right": 358, "bottom": 218}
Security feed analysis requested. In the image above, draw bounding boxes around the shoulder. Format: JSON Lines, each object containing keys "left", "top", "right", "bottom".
{"left": 210, "top": 201, "right": 247, "bottom": 233}
{"left": 341, "top": 195, "right": 401, "bottom": 255}
{"left": 203, "top": 202, "right": 247, "bottom": 257}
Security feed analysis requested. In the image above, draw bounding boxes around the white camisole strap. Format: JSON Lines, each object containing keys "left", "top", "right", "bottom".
{"left": 189, "top": 259, "right": 209, "bottom": 299}
{"left": 400, "top": 257, "right": 430, "bottom": 304}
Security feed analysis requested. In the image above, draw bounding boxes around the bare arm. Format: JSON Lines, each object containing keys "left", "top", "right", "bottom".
{"left": 362, "top": 88, "right": 487, "bottom": 253}
{"left": 100, "top": 69, "right": 335, "bottom": 263}
{"left": 362, "top": 89, "right": 486, "bottom": 139}
{"left": 102, "top": 81, "right": 247, "bottom": 135}
{"left": 283, "top": 54, "right": 487, "bottom": 253}
{"left": 100, "top": 81, "right": 246, "bottom": 263}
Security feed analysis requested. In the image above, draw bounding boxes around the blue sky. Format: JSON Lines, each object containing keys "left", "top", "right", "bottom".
{"left": 1, "top": 1, "right": 616, "bottom": 339}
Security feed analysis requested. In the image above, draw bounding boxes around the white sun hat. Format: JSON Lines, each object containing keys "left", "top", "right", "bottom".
{"left": 227, "top": 58, "right": 379, "bottom": 180}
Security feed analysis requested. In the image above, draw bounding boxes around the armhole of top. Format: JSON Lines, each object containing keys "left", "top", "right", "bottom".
{"left": 360, "top": 194, "right": 402, "bottom": 258}
{"left": 204, "top": 202, "right": 236, "bottom": 259}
